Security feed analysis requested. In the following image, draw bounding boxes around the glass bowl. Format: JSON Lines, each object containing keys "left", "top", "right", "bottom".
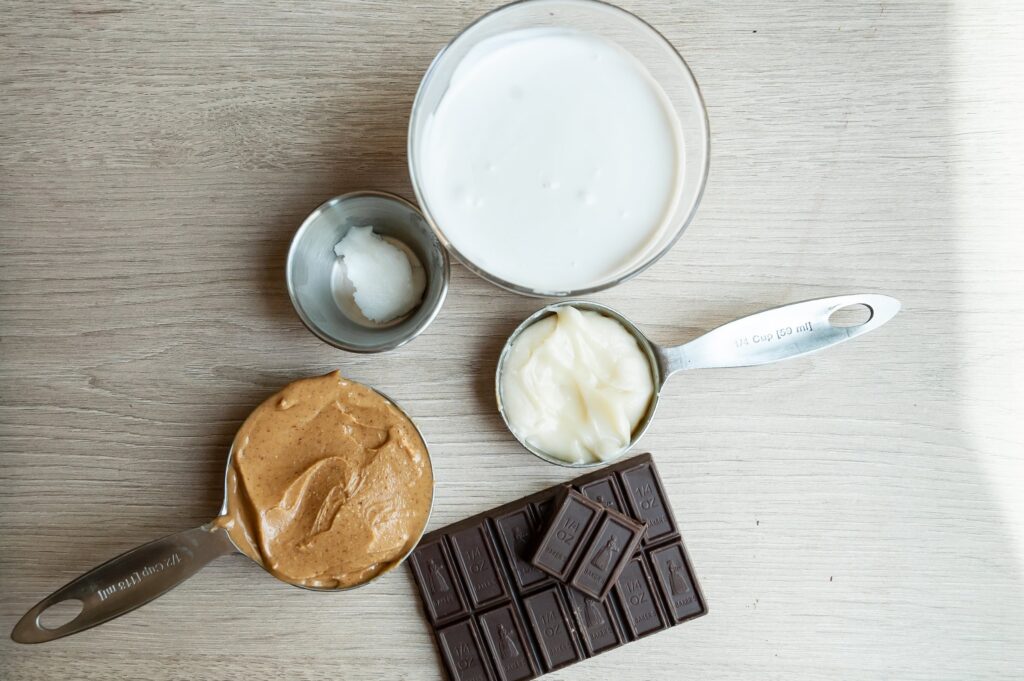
{"left": 407, "top": 0, "right": 709, "bottom": 298}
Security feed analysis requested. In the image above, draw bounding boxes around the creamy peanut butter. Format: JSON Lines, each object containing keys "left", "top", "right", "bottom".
{"left": 217, "top": 371, "right": 432, "bottom": 588}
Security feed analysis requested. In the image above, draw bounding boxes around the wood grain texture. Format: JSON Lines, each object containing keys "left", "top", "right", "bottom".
{"left": 1, "top": 0, "right": 1022, "bottom": 679}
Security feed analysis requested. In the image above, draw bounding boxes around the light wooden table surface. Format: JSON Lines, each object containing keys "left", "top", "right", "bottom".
{"left": 2, "top": 1, "right": 1022, "bottom": 679}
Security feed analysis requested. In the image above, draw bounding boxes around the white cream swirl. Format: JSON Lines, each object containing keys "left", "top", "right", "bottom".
{"left": 501, "top": 307, "right": 655, "bottom": 463}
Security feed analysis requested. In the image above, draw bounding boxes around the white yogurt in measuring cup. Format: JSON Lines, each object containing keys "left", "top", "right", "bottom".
{"left": 416, "top": 28, "right": 684, "bottom": 293}
{"left": 500, "top": 306, "right": 655, "bottom": 464}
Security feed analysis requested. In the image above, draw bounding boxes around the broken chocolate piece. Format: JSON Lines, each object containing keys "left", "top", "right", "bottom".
{"left": 531, "top": 489, "right": 601, "bottom": 580}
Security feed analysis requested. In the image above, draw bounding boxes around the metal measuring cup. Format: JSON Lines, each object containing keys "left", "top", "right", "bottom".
{"left": 496, "top": 294, "right": 901, "bottom": 467}
{"left": 11, "top": 383, "right": 434, "bottom": 644}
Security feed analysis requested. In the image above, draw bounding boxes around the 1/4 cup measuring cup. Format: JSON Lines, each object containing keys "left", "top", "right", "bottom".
{"left": 496, "top": 294, "right": 901, "bottom": 467}
{"left": 11, "top": 379, "right": 434, "bottom": 644}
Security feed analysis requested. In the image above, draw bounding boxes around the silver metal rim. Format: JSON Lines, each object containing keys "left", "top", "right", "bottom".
{"left": 407, "top": 0, "right": 711, "bottom": 298}
{"left": 495, "top": 300, "right": 662, "bottom": 467}
{"left": 285, "top": 190, "right": 451, "bottom": 353}
{"left": 220, "top": 379, "right": 436, "bottom": 592}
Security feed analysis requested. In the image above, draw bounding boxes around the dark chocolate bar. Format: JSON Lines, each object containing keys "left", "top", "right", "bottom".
{"left": 408, "top": 453, "right": 706, "bottom": 681}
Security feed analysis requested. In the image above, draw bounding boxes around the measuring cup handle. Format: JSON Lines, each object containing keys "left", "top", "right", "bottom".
{"left": 11, "top": 523, "right": 236, "bottom": 644}
{"left": 658, "top": 294, "right": 900, "bottom": 374}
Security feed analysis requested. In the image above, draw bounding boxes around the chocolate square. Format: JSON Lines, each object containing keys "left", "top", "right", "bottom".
{"left": 531, "top": 495, "right": 557, "bottom": 529}
{"left": 564, "top": 586, "right": 625, "bottom": 656}
{"left": 521, "top": 586, "right": 582, "bottom": 671}
{"left": 449, "top": 522, "right": 510, "bottom": 609}
{"left": 409, "top": 536, "right": 470, "bottom": 624}
{"left": 477, "top": 604, "right": 539, "bottom": 681}
{"left": 577, "top": 475, "right": 628, "bottom": 515}
{"left": 647, "top": 542, "right": 706, "bottom": 623}
{"left": 614, "top": 555, "right": 667, "bottom": 639}
{"left": 492, "top": 507, "right": 551, "bottom": 593}
{"left": 619, "top": 461, "right": 678, "bottom": 544}
{"left": 437, "top": 619, "right": 495, "bottom": 681}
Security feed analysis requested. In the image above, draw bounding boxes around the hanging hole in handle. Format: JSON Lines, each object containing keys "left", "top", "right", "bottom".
{"left": 829, "top": 303, "right": 873, "bottom": 328}
{"left": 38, "top": 599, "right": 84, "bottom": 630}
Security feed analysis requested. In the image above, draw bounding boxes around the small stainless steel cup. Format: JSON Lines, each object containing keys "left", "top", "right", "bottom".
{"left": 286, "top": 191, "right": 450, "bottom": 353}
{"left": 496, "top": 295, "right": 901, "bottom": 468}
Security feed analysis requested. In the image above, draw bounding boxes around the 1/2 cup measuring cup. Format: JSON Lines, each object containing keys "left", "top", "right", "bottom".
{"left": 496, "top": 294, "right": 901, "bottom": 467}
{"left": 11, "top": 379, "right": 434, "bottom": 644}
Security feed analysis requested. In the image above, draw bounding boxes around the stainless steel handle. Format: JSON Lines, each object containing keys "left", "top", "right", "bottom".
{"left": 657, "top": 294, "right": 900, "bottom": 375}
{"left": 11, "top": 524, "right": 236, "bottom": 644}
